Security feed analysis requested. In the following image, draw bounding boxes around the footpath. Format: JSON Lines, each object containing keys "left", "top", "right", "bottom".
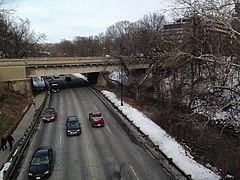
{"left": 0, "top": 92, "right": 46, "bottom": 170}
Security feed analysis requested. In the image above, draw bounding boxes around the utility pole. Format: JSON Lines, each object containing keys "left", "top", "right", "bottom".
{"left": 120, "top": 57, "right": 123, "bottom": 106}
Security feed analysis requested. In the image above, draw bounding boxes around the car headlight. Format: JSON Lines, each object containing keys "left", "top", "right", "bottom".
{"left": 67, "top": 130, "right": 71, "bottom": 133}
{"left": 44, "top": 170, "right": 49, "bottom": 174}
{"left": 28, "top": 172, "right": 33, "bottom": 176}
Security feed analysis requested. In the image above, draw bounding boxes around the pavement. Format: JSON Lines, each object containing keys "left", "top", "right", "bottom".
{"left": 0, "top": 92, "right": 47, "bottom": 170}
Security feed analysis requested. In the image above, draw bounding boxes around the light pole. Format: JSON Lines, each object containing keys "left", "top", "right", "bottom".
{"left": 120, "top": 57, "right": 123, "bottom": 106}
{"left": 120, "top": 70, "right": 123, "bottom": 106}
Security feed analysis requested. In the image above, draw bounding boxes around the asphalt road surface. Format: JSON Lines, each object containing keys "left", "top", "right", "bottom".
{"left": 14, "top": 75, "right": 174, "bottom": 180}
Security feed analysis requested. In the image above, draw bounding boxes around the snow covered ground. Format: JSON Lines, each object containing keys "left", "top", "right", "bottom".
{"left": 101, "top": 90, "right": 221, "bottom": 180}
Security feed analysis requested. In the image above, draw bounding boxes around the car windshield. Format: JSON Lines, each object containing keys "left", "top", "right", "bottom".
{"left": 92, "top": 113, "right": 101, "bottom": 117}
{"left": 52, "top": 84, "right": 59, "bottom": 88}
{"left": 43, "top": 111, "right": 55, "bottom": 115}
{"left": 31, "top": 156, "right": 49, "bottom": 166}
{"left": 68, "top": 121, "right": 78, "bottom": 127}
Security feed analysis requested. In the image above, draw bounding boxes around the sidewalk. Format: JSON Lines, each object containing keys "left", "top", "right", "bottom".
{"left": 0, "top": 92, "right": 46, "bottom": 169}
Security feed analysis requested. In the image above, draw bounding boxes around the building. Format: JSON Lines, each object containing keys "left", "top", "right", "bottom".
{"left": 161, "top": 18, "right": 190, "bottom": 43}
{"left": 231, "top": 2, "right": 240, "bottom": 32}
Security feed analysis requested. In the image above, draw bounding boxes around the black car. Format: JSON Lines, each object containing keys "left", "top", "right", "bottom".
{"left": 65, "top": 76, "right": 71, "bottom": 81}
{"left": 28, "top": 146, "right": 53, "bottom": 179}
{"left": 50, "top": 82, "right": 60, "bottom": 93}
{"left": 65, "top": 116, "right": 81, "bottom": 136}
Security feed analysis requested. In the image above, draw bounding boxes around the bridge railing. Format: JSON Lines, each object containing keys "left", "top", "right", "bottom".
{"left": 0, "top": 57, "right": 152, "bottom": 81}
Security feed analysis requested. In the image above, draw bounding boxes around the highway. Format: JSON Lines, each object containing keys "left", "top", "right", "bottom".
{"left": 14, "top": 75, "right": 174, "bottom": 180}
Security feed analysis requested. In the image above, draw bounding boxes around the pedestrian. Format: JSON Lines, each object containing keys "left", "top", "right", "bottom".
{"left": 7, "top": 133, "right": 15, "bottom": 151}
{"left": 33, "top": 99, "right": 36, "bottom": 107}
{"left": 1, "top": 132, "right": 7, "bottom": 151}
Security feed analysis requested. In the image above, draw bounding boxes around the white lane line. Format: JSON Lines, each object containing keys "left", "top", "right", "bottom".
{"left": 106, "top": 124, "right": 111, "bottom": 133}
{"left": 60, "top": 96, "right": 63, "bottom": 116}
{"left": 59, "top": 134, "right": 62, "bottom": 145}
{"left": 130, "top": 165, "right": 140, "bottom": 180}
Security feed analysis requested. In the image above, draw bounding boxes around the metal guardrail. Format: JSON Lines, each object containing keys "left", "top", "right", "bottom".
{"left": 89, "top": 85, "right": 192, "bottom": 180}
{"left": 1, "top": 93, "right": 48, "bottom": 180}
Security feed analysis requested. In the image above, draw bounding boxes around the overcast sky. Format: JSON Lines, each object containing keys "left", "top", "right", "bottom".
{"left": 3, "top": 0, "right": 170, "bottom": 43}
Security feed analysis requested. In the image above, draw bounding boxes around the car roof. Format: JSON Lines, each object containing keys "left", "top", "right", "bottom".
{"left": 34, "top": 146, "right": 52, "bottom": 156}
{"left": 91, "top": 111, "right": 101, "bottom": 114}
{"left": 67, "top": 116, "right": 78, "bottom": 121}
{"left": 49, "top": 80, "right": 57, "bottom": 83}
{"left": 45, "top": 108, "right": 55, "bottom": 111}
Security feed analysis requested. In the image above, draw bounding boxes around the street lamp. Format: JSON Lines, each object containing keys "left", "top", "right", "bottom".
{"left": 120, "top": 57, "right": 123, "bottom": 106}
{"left": 120, "top": 80, "right": 123, "bottom": 106}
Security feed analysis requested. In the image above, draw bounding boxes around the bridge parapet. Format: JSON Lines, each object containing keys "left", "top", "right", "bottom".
{"left": 0, "top": 60, "right": 26, "bottom": 81}
{"left": 0, "top": 57, "right": 150, "bottom": 81}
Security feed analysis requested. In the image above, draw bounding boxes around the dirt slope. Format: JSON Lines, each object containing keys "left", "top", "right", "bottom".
{"left": 0, "top": 83, "right": 30, "bottom": 138}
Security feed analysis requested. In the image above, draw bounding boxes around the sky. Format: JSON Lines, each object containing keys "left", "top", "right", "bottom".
{"left": 3, "top": 0, "right": 169, "bottom": 43}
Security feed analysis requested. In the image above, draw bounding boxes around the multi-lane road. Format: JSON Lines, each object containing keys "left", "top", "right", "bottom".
{"left": 14, "top": 75, "right": 174, "bottom": 180}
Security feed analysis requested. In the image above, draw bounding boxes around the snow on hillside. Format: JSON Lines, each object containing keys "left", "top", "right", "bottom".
{"left": 101, "top": 90, "right": 221, "bottom": 180}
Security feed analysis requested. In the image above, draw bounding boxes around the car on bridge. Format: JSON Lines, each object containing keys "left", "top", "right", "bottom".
{"left": 89, "top": 112, "right": 105, "bottom": 127}
{"left": 65, "top": 116, "right": 81, "bottom": 136}
{"left": 28, "top": 146, "right": 53, "bottom": 179}
{"left": 42, "top": 108, "right": 57, "bottom": 122}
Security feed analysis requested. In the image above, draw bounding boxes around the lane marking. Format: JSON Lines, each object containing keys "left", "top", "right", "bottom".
{"left": 59, "top": 134, "right": 62, "bottom": 144}
{"left": 60, "top": 96, "right": 63, "bottom": 116}
{"left": 106, "top": 125, "right": 111, "bottom": 133}
{"left": 130, "top": 165, "right": 140, "bottom": 180}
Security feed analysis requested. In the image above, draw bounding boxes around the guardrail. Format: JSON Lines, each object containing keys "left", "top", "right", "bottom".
{"left": 90, "top": 85, "right": 192, "bottom": 180}
{"left": 1, "top": 93, "right": 48, "bottom": 180}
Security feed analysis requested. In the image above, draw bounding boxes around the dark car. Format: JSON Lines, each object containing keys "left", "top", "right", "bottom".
{"left": 50, "top": 82, "right": 60, "bottom": 93}
{"left": 65, "top": 76, "right": 71, "bottom": 81}
{"left": 89, "top": 112, "right": 105, "bottom": 127}
{"left": 28, "top": 146, "right": 53, "bottom": 179}
{"left": 54, "top": 75, "right": 60, "bottom": 79}
{"left": 42, "top": 108, "right": 57, "bottom": 122}
{"left": 65, "top": 116, "right": 81, "bottom": 136}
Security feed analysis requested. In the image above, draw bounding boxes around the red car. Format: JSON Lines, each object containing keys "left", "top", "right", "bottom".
{"left": 42, "top": 108, "right": 57, "bottom": 122}
{"left": 89, "top": 112, "right": 105, "bottom": 127}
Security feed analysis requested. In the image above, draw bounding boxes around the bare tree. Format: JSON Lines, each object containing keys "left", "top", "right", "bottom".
{"left": 105, "top": 20, "right": 134, "bottom": 56}
{"left": 0, "top": 10, "right": 45, "bottom": 58}
{"left": 154, "top": 1, "right": 240, "bottom": 178}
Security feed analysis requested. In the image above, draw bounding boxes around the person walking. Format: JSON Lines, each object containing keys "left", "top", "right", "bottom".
{"left": 7, "top": 133, "right": 15, "bottom": 151}
{"left": 1, "top": 133, "right": 7, "bottom": 151}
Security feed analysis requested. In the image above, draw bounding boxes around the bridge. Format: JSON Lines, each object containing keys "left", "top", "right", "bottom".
{"left": 0, "top": 57, "right": 150, "bottom": 81}
{"left": 0, "top": 57, "right": 151, "bottom": 95}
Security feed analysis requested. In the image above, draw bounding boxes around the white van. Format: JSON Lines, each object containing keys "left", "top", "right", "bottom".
{"left": 32, "top": 76, "right": 46, "bottom": 91}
